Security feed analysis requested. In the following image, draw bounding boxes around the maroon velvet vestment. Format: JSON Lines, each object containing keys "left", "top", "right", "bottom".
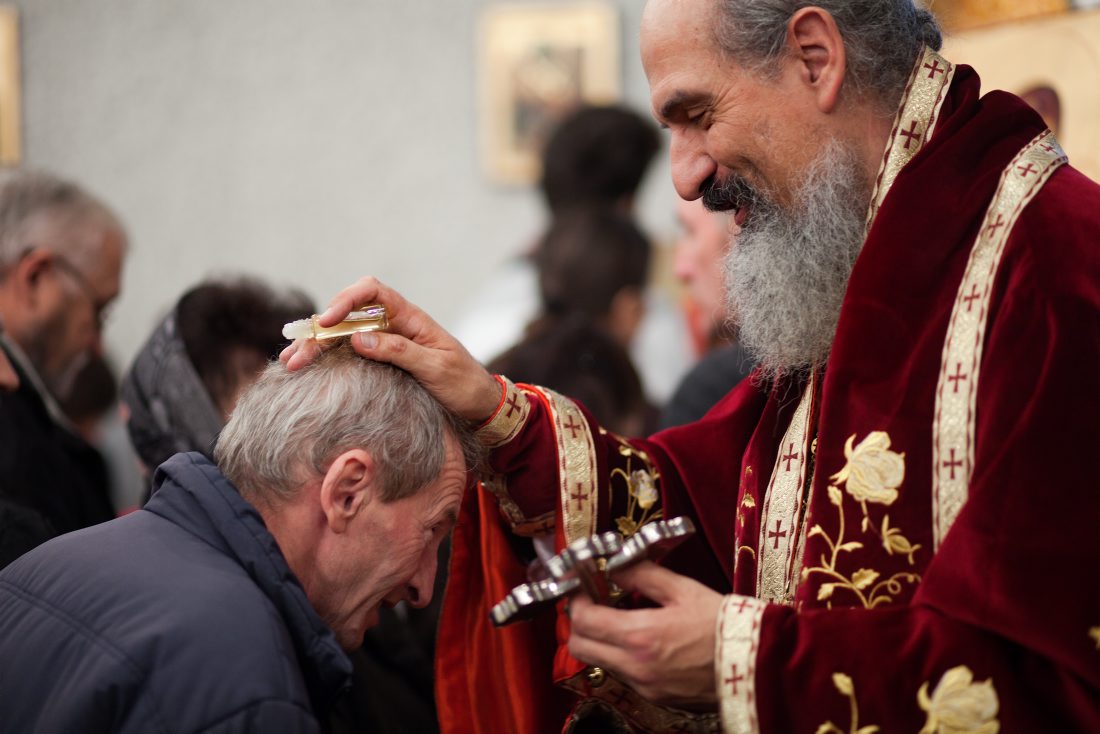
{"left": 436, "top": 54, "right": 1100, "bottom": 733}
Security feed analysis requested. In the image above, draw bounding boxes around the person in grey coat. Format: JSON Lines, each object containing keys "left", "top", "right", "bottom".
{"left": 0, "top": 342, "right": 480, "bottom": 733}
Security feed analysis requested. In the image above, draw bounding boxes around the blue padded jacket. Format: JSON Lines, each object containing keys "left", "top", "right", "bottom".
{"left": 0, "top": 452, "right": 352, "bottom": 733}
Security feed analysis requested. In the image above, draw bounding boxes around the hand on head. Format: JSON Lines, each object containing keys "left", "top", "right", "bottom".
{"left": 566, "top": 561, "right": 723, "bottom": 707}
{"left": 280, "top": 276, "right": 502, "bottom": 423}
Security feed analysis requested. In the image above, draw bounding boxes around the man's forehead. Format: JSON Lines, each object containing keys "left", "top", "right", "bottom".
{"left": 642, "top": 0, "right": 713, "bottom": 41}
{"left": 641, "top": 0, "right": 721, "bottom": 99}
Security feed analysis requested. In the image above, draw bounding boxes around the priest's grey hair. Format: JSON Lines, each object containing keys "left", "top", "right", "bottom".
{"left": 723, "top": 138, "right": 868, "bottom": 380}
{"left": 713, "top": 0, "right": 942, "bottom": 111}
{"left": 215, "top": 342, "right": 482, "bottom": 506}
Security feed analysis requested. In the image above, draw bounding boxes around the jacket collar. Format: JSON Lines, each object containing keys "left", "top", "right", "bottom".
{"left": 146, "top": 452, "right": 352, "bottom": 715}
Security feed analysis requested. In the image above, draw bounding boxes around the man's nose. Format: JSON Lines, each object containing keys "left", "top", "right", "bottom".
{"left": 404, "top": 552, "right": 439, "bottom": 609}
{"left": 670, "top": 131, "right": 716, "bottom": 202}
{"left": 672, "top": 242, "right": 695, "bottom": 284}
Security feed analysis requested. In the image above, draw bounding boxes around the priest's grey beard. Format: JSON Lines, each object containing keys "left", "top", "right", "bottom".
{"left": 709, "top": 139, "right": 870, "bottom": 381}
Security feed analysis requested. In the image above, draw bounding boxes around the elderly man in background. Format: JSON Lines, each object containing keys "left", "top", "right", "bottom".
{"left": 660, "top": 198, "right": 754, "bottom": 429}
{"left": 0, "top": 343, "right": 480, "bottom": 733}
{"left": 290, "top": 0, "right": 1100, "bottom": 730}
{"left": 0, "top": 169, "right": 126, "bottom": 557}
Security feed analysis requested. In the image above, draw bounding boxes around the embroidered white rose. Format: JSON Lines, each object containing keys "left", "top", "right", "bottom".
{"left": 831, "top": 431, "right": 906, "bottom": 505}
{"left": 918, "top": 666, "right": 1000, "bottom": 734}
{"left": 629, "top": 470, "right": 658, "bottom": 509}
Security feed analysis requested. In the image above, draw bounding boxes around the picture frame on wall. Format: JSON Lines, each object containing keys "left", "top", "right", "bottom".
{"left": 0, "top": 5, "right": 19, "bottom": 165}
{"left": 478, "top": 1, "right": 620, "bottom": 185}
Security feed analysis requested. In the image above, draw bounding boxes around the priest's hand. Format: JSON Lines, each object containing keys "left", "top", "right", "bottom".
{"left": 567, "top": 561, "right": 723, "bottom": 708}
{"left": 280, "top": 276, "right": 501, "bottom": 423}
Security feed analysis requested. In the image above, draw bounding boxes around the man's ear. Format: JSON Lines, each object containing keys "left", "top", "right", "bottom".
{"left": 7, "top": 248, "right": 53, "bottom": 303}
{"left": 786, "top": 7, "right": 847, "bottom": 114}
{"left": 319, "top": 449, "right": 376, "bottom": 534}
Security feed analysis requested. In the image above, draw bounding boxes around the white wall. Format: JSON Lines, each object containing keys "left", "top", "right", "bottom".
{"left": 18, "top": 0, "right": 677, "bottom": 368}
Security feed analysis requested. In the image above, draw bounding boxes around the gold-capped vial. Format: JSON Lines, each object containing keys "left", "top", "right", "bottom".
{"left": 282, "top": 304, "right": 389, "bottom": 341}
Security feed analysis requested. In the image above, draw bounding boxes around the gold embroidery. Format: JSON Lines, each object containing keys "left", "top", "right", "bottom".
{"left": 803, "top": 432, "right": 920, "bottom": 608}
{"left": 716, "top": 595, "right": 767, "bottom": 734}
{"left": 533, "top": 386, "right": 599, "bottom": 544}
{"left": 918, "top": 666, "right": 1000, "bottom": 734}
{"left": 756, "top": 381, "right": 814, "bottom": 603}
{"left": 737, "top": 545, "right": 757, "bottom": 561}
{"left": 1089, "top": 626, "right": 1100, "bottom": 650}
{"left": 481, "top": 474, "right": 554, "bottom": 536}
{"left": 737, "top": 492, "right": 756, "bottom": 528}
{"left": 475, "top": 376, "right": 531, "bottom": 448}
{"left": 866, "top": 47, "right": 955, "bottom": 231}
{"left": 832, "top": 432, "right": 905, "bottom": 508}
{"left": 815, "top": 672, "right": 880, "bottom": 734}
{"left": 932, "top": 131, "right": 1067, "bottom": 549}
{"left": 608, "top": 434, "right": 663, "bottom": 538}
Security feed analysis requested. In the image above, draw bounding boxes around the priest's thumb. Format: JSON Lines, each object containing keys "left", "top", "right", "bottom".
{"left": 610, "top": 561, "right": 683, "bottom": 606}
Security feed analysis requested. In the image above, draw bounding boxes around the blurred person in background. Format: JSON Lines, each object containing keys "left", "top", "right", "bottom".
{"left": 121, "top": 276, "right": 315, "bottom": 479}
{"left": 0, "top": 169, "right": 126, "bottom": 564}
{"left": 453, "top": 104, "right": 694, "bottom": 405}
{"left": 491, "top": 207, "right": 655, "bottom": 436}
{"left": 659, "top": 198, "right": 755, "bottom": 428}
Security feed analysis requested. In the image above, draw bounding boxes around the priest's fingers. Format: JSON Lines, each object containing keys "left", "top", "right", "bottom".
{"left": 349, "top": 328, "right": 501, "bottom": 423}
{"left": 315, "top": 275, "right": 390, "bottom": 327}
{"left": 569, "top": 595, "right": 659, "bottom": 648}
{"left": 609, "top": 561, "right": 691, "bottom": 606}
{"left": 317, "top": 276, "right": 438, "bottom": 347}
{"left": 568, "top": 601, "right": 719, "bottom": 706}
{"left": 289, "top": 276, "right": 501, "bottom": 421}
{"left": 282, "top": 337, "right": 326, "bottom": 371}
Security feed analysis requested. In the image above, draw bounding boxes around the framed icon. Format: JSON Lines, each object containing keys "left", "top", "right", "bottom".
{"left": 479, "top": 2, "right": 621, "bottom": 185}
{"left": 0, "top": 5, "right": 19, "bottom": 165}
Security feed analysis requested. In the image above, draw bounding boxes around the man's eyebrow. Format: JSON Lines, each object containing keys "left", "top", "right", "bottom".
{"left": 658, "top": 90, "right": 695, "bottom": 121}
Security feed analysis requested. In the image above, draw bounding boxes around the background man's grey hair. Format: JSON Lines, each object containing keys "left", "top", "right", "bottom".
{"left": 714, "top": 0, "right": 943, "bottom": 111}
{"left": 0, "top": 169, "right": 123, "bottom": 272}
{"left": 215, "top": 342, "right": 483, "bottom": 506}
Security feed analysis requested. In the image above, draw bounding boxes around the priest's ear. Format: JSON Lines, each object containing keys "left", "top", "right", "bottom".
{"left": 319, "top": 449, "right": 376, "bottom": 533}
{"left": 785, "top": 6, "right": 847, "bottom": 114}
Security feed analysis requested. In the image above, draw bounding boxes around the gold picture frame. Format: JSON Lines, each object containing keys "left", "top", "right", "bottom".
{"left": 478, "top": 2, "right": 621, "bottom": 185}
{"left": 0, "top": 5, "right": 19, "bottom": 165}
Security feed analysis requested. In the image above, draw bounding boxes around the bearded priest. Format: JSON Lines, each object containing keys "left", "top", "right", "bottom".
{"left": 285, "top": 0, "right": 1100, "bottom": 731}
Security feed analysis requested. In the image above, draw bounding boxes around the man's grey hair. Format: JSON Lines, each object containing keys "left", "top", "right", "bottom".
{"left": 0, "top": 168, "right": 121, "bottom": 272}
{"left": 215, "top": 342, "right": 483, "bottom": 506}
{"left": 713, "top": 0, "right": 942, "bottom": 111}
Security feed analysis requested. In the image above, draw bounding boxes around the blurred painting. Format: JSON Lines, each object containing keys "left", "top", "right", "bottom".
{"left": 932, "top": 0, "right": 1070, "bottom": 32}
{"left": 942, "top": 7, "right": 1100, "bottom": 180}
{"left": 0, "top": 5, "right": 18, "bottom": 165}
{"left": 479, "top": 2, "right": 620, "bottom": 185}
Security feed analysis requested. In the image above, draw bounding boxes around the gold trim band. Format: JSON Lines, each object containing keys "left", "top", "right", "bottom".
{"left": 538, "top": 386, "right": 599, "bottom": 544}
{"left": 475, "top": 376, "right": 531, "bottom": 448}
{"left": 716, "top": 595, "right": 767, "bottom": 734}
{"left": 931, "top": 131, "right": 1067, "bottom": 549}
{"left": 756, "top": 380, "right": 814, "bottom": 603}
{"left": 866, "top": 47, "right": 955, "bottom": 231}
